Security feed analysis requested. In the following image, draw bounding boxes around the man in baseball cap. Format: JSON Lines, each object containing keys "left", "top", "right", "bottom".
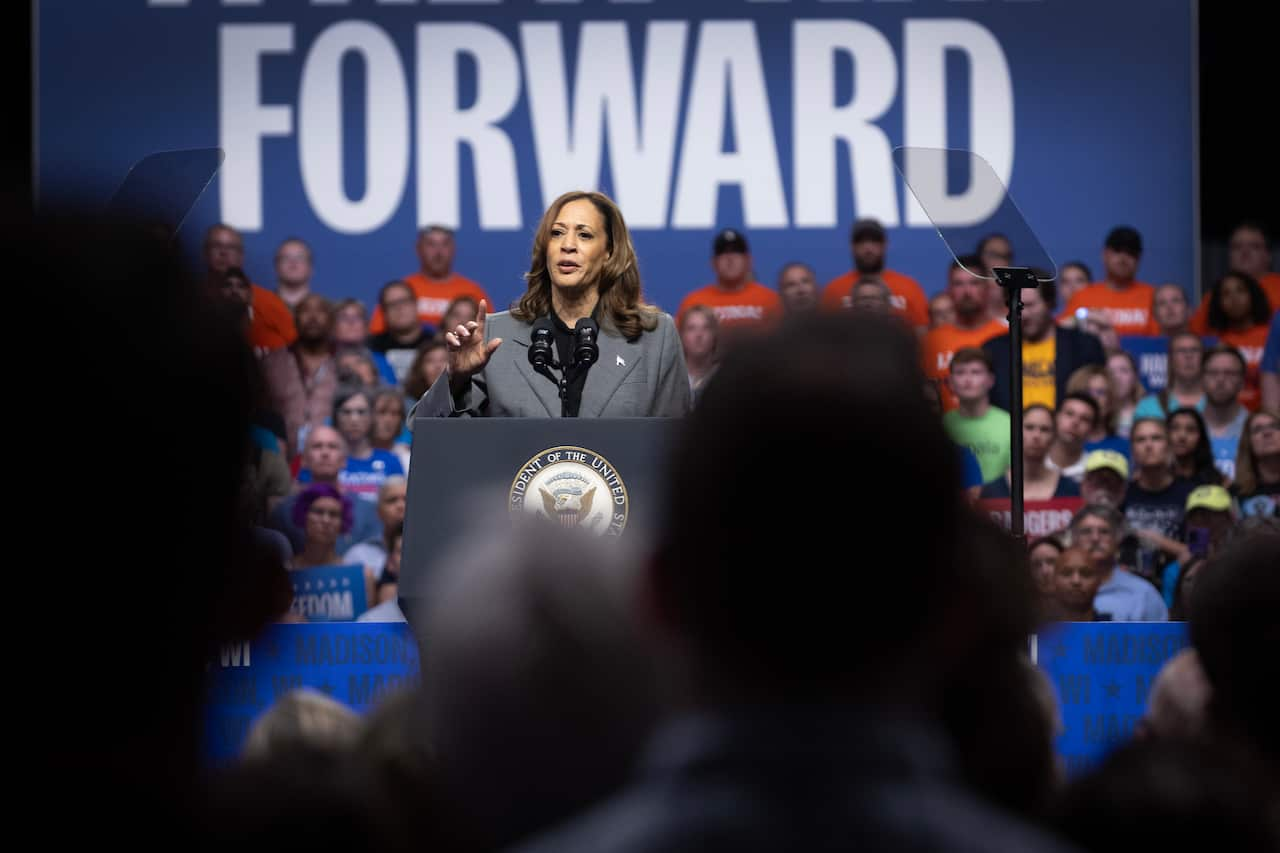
{"left": 1081, "top": 449, "right": 1130, "bottom": 508}
{"left": 676, "top": 228, "right": 781, "bottom": 344}
{"left": 819, "top": 217, "right": 929, "bottom": 332}
{"left": 1060, "top": 225, "right": 1158, "bottom": 337}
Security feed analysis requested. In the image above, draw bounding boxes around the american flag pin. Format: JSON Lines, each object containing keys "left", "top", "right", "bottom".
{"left": 617, "top": 355, "right": 626, "bottom": 367}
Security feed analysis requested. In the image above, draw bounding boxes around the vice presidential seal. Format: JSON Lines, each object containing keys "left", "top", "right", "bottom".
{"left": 509, "top": 445, "right": 629, "bottom": 536}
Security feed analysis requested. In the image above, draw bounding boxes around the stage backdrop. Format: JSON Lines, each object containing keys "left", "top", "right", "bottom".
{"left": 36, "top": 0, "right": 1197, "bottom": 314}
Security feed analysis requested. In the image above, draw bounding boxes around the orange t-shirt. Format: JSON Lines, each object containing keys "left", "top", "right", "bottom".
{"left": 920, "top": 319, "right": 1008, "bottom": 410}
{"left": 249, "top": 284, "right": 297, "bottom": 355}
{"left": 1219, "top": 323, "right": 1270, "bottom": 411}
{"left": 1189, "top": 272, "right": 1280, "bottom": 335}
{"left": 820, "top": 268, "right": 929, "bottom": 331}
{"left": 368, "top": 272, "right": 492, "bottom": 334}
{"left": 677, "top": 282, "right": 782, "bottom": 330}
{"left": 1061, "top": 282, "right": 1159, "bottom": 337}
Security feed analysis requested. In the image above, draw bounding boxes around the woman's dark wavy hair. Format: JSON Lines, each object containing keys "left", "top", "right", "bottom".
{"left": 1167, "top": 407, "right": 1221, "bottom": 486}
{"left": 511, "top": 191, "right": 661, "bottom": 341}
{"left": 1207, "top": 270, "right": 1271, "bottom": 332}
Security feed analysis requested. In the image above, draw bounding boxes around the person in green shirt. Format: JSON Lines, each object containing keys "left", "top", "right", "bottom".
{"left": 944, "top": 347, "right": 1012, "bottom": 483}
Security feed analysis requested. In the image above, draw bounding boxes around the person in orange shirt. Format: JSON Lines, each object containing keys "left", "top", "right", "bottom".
{"left": 676, "top": 229, "right": 782, "bottom": 341}
{"left": 1190, "top": 222, "right": 1279, "bottom": 333}
{"left": 203, "top": 224, "right": 296, "bottom": 355}
{"left": 919, "top": 255, "right": 1008, "bottom": 410}
{"left": 1061, "top": 227, "right": 1159, "bottom": 337}
{"left": 368, "top": 225, "right": 492, "bottom": 334}
{"left": 820, "top": 218, "right": 928, "bottom": 332}
{"left": 1203, "top": 271, "right": 1273, "bottom": 410}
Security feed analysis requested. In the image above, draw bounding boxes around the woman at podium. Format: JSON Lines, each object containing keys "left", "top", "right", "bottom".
{"left": 409, "top": 191, "right": 691, "bottom": 419}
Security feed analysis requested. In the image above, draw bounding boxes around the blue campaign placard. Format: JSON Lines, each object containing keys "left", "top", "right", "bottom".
{"left": 1121, "top": 336, "right": 1171, "bottom": 392}
{"left": 289, "top": 564, "right": 368, "bottom": 622}
{"left": 1034, "top": 621, "right": 1189, "bottom": 777}
{"left": 204, "top": 622, "right": 420, "bottom": 764}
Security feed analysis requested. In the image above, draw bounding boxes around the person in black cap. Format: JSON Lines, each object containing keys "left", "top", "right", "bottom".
{"left": 820, "top": 217, "right": 929, "bottom": 333}
{"left": 1061, "top": 225, "right": 1159, "bottom": 337}
{"left": 676, "top": 227, "right": 781, "bottom": 347}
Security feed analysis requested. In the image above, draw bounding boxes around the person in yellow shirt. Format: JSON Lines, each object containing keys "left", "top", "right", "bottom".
{"left": 982, "top": 276, "right": 1106, "bottom": 412}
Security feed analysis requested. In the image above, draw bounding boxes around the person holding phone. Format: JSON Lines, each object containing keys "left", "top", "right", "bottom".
{"left": 1160, "top": 485, "right": 1237, "bottom": 609}
{"left": 409, "top": 191, "right": 690, "bottom": 420}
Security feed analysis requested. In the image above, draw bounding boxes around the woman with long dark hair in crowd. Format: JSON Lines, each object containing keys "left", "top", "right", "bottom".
{"left": 1167, "top": 407, "right": 1228, "bottom": 486}
{"left": 981, "top": 404, "right": 1081, "bottom": 500}
{"left": 1204, "top": 270, "right": 1272, "bottom": 410}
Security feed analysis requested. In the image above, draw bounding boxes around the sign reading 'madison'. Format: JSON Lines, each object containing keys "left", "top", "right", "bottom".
{"left": 218, "top": 19, "right": 1014, "bottom": 233}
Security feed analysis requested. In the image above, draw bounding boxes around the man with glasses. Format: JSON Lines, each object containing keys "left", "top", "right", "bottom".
{"left": 1201, "top": 345, "right": 1250, "bottom": 480}
{"left": 368, "top": 279, "right": 434, "bottom": 383}
{"left": 1068, "top": 505, "right": 1168, "bottom": 621}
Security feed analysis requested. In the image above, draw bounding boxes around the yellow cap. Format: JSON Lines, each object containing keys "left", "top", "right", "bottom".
{"left": 1084, "top": 449, "right": 1129, "bottom": 480}
{"left": 1186, "top": 485, "right": 1232, "bottom": 513}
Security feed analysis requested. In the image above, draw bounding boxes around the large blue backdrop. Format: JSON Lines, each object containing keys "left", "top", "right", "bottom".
{"left": 37, "top": 0, "right": 1196, "bottom": 312}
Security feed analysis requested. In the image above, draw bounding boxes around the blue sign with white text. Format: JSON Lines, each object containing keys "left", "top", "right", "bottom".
{"left": 289, "top": 564, "right": 369, "bottom": 622}
{"left": 1034, "top": 621, "right": 1189, "bottom": 777}
{"left": 204, "top": 622, "right": 420, "bottom": 763}
{"left": 36, "top": 0, "right": 1197, "bottom": 313}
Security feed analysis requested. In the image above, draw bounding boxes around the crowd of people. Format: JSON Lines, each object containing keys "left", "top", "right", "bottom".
{"left": 26, "top": 211, "right": 1278, "bottom": 852}
{"left": 208, "top": 211, "right": 1278, "bottom": 626}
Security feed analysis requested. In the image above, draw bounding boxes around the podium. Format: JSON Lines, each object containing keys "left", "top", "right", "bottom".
{"left": 399, "top": 417, "right": 679, "bottom": 626}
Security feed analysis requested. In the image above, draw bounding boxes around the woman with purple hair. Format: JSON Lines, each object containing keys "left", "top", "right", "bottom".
{"left": 289, "top": 483, "right": 377, "bottom": 616}
{"left": 289, "top": 483, "right": 354, "bottom": 570}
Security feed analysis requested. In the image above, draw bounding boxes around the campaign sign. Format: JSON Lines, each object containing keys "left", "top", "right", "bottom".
{"left": 204, "top": 621, "right": 420, "bottom": 763}
{"left": 289, "top": 564, "right": 368, "bottom": 622}
{"left": 1034, "top": 621, "right": 1189, "bottom": 777}
{"left": 979, "top": 497, "right": 1083, "bottom": 538}
{"left": 1121, "top": 336, "right": 1170, "bottom": 393}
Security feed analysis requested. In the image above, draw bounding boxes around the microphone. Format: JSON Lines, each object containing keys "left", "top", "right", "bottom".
{"left": 572, "top": 317, "right": 599, "bottom": 368}
{"left": 529, "top": 318, "right": 556, "bottom": 369}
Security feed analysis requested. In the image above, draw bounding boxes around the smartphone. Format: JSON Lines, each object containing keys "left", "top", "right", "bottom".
{"left": 1187, "top": 526, "right": 1211, "bottom": 558}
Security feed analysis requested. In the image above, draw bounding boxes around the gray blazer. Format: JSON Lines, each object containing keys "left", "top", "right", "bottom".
{"left": 409, "top": 310, "right": 691, "bottom": 419}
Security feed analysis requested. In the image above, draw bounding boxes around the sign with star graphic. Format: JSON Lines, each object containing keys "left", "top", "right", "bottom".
{"left": 204, "top": 622, "right": 420, "bottom": 764}
{"left": 1034, "top": 621, "right": 1189, "bottom": 777}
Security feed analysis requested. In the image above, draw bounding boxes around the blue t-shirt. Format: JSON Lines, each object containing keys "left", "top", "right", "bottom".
{"left": 298, "top": 449, "right": 405, "bottom": 503}
{"left": 1209, "top": 407, "right": 1249, "bottom": 481}
{"left": 1133, "top": 392, "right": 1206, "bottom": 422}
